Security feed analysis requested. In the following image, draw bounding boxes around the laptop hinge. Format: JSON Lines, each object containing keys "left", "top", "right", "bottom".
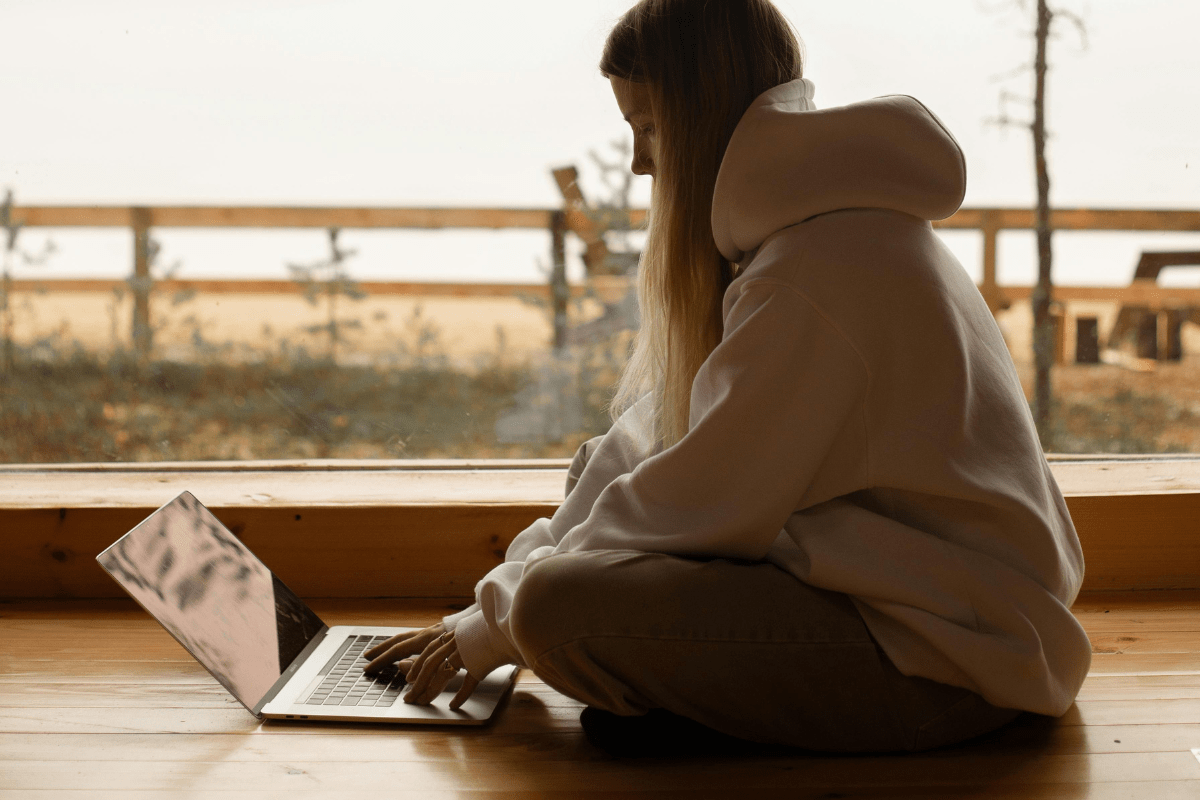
{"left": 251, "top": 625, "right": 330, "bottom": 718}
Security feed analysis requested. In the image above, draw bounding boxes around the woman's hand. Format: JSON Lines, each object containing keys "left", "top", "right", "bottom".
{"left": 363, "top": 623, "right": 480, "bottom": 710}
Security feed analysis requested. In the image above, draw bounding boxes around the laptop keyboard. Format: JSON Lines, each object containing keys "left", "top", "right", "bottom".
{"left": 303, "top": 635, "right": 406, "bottom": 707}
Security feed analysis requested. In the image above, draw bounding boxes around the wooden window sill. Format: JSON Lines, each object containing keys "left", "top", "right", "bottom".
{"left": 1, "top": 457, "right": 1197, "bottom": 598}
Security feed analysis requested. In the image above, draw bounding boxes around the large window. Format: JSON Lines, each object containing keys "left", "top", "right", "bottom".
{"left": 2, "top": 1, "right": 1197, "bottom": 463}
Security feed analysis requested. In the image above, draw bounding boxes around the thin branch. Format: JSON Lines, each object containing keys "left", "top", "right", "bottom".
{"left": 983, "top": 116, "right": 1034, "bottom": 134}
{"left": 21, "top": 240, "right": 57, "bottom": 267}
{"left": 1002, "top": 88, "right": 1033, "bottom": 106}
{"left": 989, "top": 62, "right": 1034, "bottom": 83}
{"left": 975, "top": 0, "right": 1025, "bottom": 15}
{"left": 984, "top": 89, "right": 1034, "bottom": 133}
{"left": 1051, "top": 7, "right": 1089, "bottom": 50}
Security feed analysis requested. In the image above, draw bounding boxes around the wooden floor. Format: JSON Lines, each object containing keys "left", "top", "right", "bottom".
{"left": 2, "top": 593, "right": 1199, "bottom": 799}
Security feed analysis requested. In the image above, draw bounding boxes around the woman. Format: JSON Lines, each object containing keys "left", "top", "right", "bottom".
{"left": 364, "top": 0, "right": 1091, "bottom": 756}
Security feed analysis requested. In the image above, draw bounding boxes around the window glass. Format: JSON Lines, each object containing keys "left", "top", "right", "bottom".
{"left": 2, "top": 1, "right": 1196, "bottom": 462}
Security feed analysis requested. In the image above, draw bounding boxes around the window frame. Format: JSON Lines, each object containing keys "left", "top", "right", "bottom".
{"left": 2, "top": 456, "right": 1197, "bottom": 600}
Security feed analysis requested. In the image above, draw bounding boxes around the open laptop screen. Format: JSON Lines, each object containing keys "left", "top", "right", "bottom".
{"left": 96, "top": 492, "right": 325, "bottom": 711}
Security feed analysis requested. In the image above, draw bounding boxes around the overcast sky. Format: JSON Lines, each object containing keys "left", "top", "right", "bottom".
{"left": 3, "top": 0, "right": 1198, "bottom": 286}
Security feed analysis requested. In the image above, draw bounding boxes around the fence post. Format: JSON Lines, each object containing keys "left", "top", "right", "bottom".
{"left": 130, "top": 207, "right": 152, "bottom": 361}
{"left": 1074, "top": 317, "right": 1100, "bottom": 363}
{"left": 981, "top": 210, "right": 1002, "bottom": 315}
{"left": 550, "top": 210, "right": 569, "bottom": 353}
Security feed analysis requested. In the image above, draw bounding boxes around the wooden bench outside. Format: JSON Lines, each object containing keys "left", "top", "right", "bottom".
{"left": 1106, "top": 251, "right": 1200, "bottom": 361}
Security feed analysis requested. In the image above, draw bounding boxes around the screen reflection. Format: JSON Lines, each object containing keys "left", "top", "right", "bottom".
{"left": 97, "top": 492, "right": 324, "bottom": 709}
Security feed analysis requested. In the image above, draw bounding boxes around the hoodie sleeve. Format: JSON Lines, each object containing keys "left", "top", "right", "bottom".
{"left": 452, "top": 280, "right": 871, "bottom": 678}
{"left": 447, "top": 392, "right": 658, "bottom": 677}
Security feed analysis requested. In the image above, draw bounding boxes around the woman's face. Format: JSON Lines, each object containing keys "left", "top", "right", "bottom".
{"left": 609, "top": 75, "right": 656, "bottom": 178}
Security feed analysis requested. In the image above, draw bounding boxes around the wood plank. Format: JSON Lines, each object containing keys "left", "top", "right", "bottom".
{"left": 1059, "top": 698, "right": 1200, "bottom": 726}
{"left": 4, "top": 597, "right": 1198, "bottom": 668}
{"left": 4, "top": 652, "right": 1185, "bottom": 681}
{"left": 2, "top": 788, "right": 1200, "bottom": 800}
{"left": 14, "top": 275, "right": 1200, "bottom": 308}
{"left": 4, "top": 458, "right": 1195, "bottom": 503}
{"left": 0, "top": 468, "right": 568, "bottom": 508}
{"left": 13, "top": 205, "right": 1200, "bottom": 233}
{"left": 0, "top": 682, "right": 558, "bottom": 710}
{"left": 974, "top": 718, "right": 1200, "bottom": 755}
{"left": 1071, "top": 592, "right": 1200, "bottom": 632}
{"left": 4, "top": 593, "right": 1197, "bottom": 623}
{"left": 0, "top": 716, "right": 1195, "bottom": 763}
{"left": 1074, "top": 589, "right": 1200, "bottom": 610}
{"left": 0, "top": 730, "right": 598, "bottom": 763}
{"left": 8, "top": 278, "right": 608, "bottom": 300}
{"left": 0, "top": 704, "right": 584, "bottom": 735}
{"left": 2, "top": 753, "right": 1200, "bottom": 796}
{"left": 1087, "top": 631, "right": 1200, "bottom": 654}
{"left": 9, "top": 608, "right": 1199, "bottom": 662}
{"left": 4, "top": 599, "right": 1200, "bottom": 799}
{"left": 1, "top": 714, "right": 1197, "bottom": 759}
{"left": 0, "top": 660, "right": 545, "bottom": 685}
{"left": 0, "top": 597, "right": 470, "bottom": 622}
{"left": 998, "top": 283, "right": 1200, "bottom": 305}
{"left": 1067, "top": 493, "right": 1200, "bottom": 591}
{"left": 1, "top": 462, "right": 1198, "bottom": 598}
{"left": 4, "top": 695, "right": 1199, "bottom": 736}
{"left": 0, "top": 793, "right": 594, "bottom": 799}
{"left": 1077, "top": 674, "right": 1200, "bottom": 700}
{"left": 6, "top": 674, "right": 1196, "bottom": 712}
{"left": 0, "top": 683, "right": 241, "bottom": 708}
{"left": 9, "top": 206, "right": 557, "bottom": 230}
{"left": 0, "top": 459, "right": 575, "bottom": 473}
{"left": 0, "top": 661, "right": 223, "bottom": 684}
{"left": 1086, "top": 653, "right": 1200, "bottom": 674}
{"left": 3, "top": 787, "right": 1200, "bottom": 800}
{"left": 4, "top": 669, "right": 1191, "bottom": 706}
{"left": 3, "top": 751, "right": 1199, "bottom": 792}
{"left": 2, "top": 720, "right": 1197, "bottom": 762}
{"left": 0, "top": 504, "right": 548, "bottom": 598}
{"left": 14, "top": 626, "right": 1195, "bottom": 668}
{"left": 1076, "top": 615, "right": 1200, "bottom": 634}
{"left": 932, "top": 207, "right": 1200, "bottom": 232}
{"left": 1050, "top": 461, "right": 1200, "bottom": 496}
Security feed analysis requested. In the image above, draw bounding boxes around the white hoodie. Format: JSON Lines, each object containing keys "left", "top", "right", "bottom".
{"left": 446, "top": 78, "right": 1092, "bottom": 717}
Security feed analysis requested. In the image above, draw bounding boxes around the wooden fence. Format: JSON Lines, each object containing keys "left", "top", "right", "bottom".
{"left": 8, "top": 204, "right": 1200, "bottom": 359}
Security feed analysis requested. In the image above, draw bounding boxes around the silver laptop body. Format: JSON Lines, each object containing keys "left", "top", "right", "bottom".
{"left": 96, "top": 491, "right": 517, "bottom": 725}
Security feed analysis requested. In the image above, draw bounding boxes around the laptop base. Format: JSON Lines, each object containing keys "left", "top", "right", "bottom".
{"left": 260, "top": 625, "right": 518, "bottom": 725}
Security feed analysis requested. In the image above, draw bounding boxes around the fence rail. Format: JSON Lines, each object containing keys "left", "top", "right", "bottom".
{"left": 6, "top": 278, "right": 605, "bottom": 299}
{"left": 10, "top": 278, "right": 1200, "bottom": 306}
{"left": 8, "top": 204, "right": 1200, "bottom": 359}
{"left": 11, "top": 204, "right": 1200, "bottom": 231}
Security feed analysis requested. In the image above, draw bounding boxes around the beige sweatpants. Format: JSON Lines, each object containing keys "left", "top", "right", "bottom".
{"left": 504, "top": 437, "right": 1022, "bottom": 753}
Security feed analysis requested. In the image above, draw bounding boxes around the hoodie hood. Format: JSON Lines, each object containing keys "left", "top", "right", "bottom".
{"left": 711, "top": 78, "right": 967, "bottom": 263}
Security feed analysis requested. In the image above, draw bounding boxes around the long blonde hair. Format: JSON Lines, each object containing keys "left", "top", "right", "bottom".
{"left": 600, "top": 0, "right": 804, "bottom": 450}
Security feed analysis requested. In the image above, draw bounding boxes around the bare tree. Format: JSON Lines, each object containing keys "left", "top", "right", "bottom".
{"left": 985, "top": 0, "right": 1087, "bottom": 449}
{"left": 571, "top": 139, "right": 643, "bottom": 343}
{"left": 0, "top": 189, "right": 56, "bottom": 375}
{"left": 286, "top": 227, "right": 365, "bottom": 364}
{"left": 586, "top": 137, "right": 639, "bottom": 267}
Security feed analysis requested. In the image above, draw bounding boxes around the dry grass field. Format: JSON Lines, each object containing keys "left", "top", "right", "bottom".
{"left": 2, "top": 286, "right": 1198, "bottom": 461}
{"left": 6, "top": 288, "right": 580, "bottom": 368}
{"left": 1023, "top": 359, "right": 1200, "bottom": 453}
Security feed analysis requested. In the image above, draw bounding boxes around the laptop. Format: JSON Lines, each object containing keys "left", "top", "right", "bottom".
{"left": 95, "top": 491, "right": 518, "bottom": 725}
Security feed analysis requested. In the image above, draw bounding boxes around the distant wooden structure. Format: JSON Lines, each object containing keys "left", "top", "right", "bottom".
{"left": 551, "top": 167, "right": 615, "bottom": 277}
{"left": 1106, "top": 251, "right": 1200, "bottom": 361}
{"left": 550, "top": 166, "right": 642, "bottom": 347}
{"left": 7, "top": 204, "right": 1200, "bottom": 360}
